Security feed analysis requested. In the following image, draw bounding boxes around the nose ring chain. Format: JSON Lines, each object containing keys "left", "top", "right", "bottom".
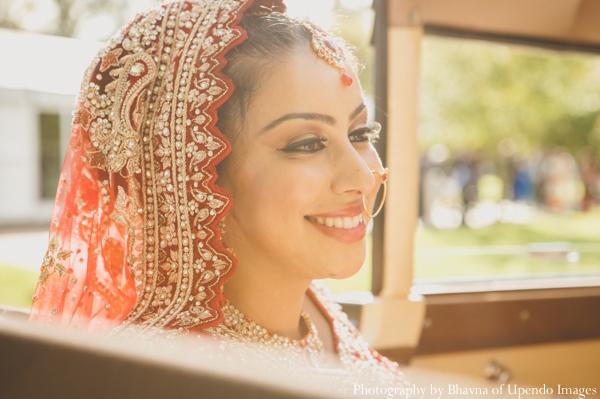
{"left": 362, "top": 168, "right": 389, "bottom": 218}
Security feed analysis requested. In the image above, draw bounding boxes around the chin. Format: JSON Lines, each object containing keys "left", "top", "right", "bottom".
{"left": 320, "top": 246, "right": 366, "bottom": 280}
{"left": 329, "top": 263, "right": 364, "bottom": 280}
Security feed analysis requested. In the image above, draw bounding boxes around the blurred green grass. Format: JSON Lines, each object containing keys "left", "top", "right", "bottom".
{"left": 0, "top": 263, "right": 38, "bottom": 309}
{"left": 417, "top": 209, "right": 600, "bottom": 248}
{"left": 415, "top": 209, "right": 600, "bottom": 278}
{"left": 415, "top": 252, "right": 600, "bottom": 279}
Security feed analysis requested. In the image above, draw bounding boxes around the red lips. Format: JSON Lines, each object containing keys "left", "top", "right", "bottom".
{"left": 305, "top": 202, "right": 367, "bottom": 244}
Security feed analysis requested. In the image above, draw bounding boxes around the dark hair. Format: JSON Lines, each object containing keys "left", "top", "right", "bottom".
{"left": 215, "top": 13, "right": 357, "bottom": 179}
{"left": 217, "top": 13, "right": 312, "bottom": 142}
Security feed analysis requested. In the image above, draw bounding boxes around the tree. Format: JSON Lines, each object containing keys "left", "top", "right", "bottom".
{"left": 419, "top": 37, "right": 600, "bottom": 159}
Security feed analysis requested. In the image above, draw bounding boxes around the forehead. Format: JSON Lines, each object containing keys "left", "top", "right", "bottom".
{"left": 245, "top": 46, "right": 364, "bottom": 128}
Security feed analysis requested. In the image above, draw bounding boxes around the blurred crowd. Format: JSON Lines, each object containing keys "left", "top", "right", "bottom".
{"left": 419, "top": 144, "right": 600, "bottom": 229}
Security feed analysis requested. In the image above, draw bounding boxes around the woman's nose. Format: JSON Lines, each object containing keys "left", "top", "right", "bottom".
{"left": 330, "top": 142, "right": 378, "bottom": 197}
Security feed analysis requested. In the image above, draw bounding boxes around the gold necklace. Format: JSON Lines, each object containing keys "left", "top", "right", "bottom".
{"left": 212, "top": 300, "right": 325, "bottom": 354}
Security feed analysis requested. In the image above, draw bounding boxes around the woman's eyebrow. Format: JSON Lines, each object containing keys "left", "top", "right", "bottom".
{"left": 349, "top": 103, "right": 366, "bottom": 122}
{"left": 260, "top": 113, "right": 336, "bottom": 133}
{"left": 259, "top": 103, "right": 366, "bottom": 133}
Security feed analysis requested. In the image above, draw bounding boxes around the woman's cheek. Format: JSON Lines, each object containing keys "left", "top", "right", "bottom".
{"left": 361, "top": 144, "right": 384, "bottom": 171}
{"left": 359, "top": 145, "right": 384, "bottom": 212}
{"left": 239, "top": 164, "right": 300, "bottom": 221}
{"left": 271, "top": 178, "right": 314, "bottom": 219}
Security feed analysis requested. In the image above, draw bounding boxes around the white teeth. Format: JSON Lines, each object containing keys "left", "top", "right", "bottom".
{"left": 311, "top": 214, "right": 364, "bottom": 229}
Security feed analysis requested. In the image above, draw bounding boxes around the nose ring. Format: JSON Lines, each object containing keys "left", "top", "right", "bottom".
{"left": 362, "top": 168, "right": 389, "bottom": 218}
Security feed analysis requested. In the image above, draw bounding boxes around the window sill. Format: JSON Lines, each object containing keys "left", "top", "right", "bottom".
{"left": 413, "top": 277, "right": 600, "bottom": 355}
{"left": 339, "top": 275, "right": 600, "bottom": 362}
{"left": 411, "top": 273, "right": 600, "bottom": 297}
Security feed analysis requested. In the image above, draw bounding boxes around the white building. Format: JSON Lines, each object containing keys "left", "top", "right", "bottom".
{"left": 0, "top": 29, "right": 102, "bottom": 225}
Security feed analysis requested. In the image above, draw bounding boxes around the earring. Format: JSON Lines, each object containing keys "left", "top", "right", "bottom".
{"left": 362, "top": 168, "right": 389, "bottom": 218}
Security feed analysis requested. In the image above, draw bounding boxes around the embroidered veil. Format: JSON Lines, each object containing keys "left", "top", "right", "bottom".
{"left": 30, "top": 0, "right": 289, "bottom": 338}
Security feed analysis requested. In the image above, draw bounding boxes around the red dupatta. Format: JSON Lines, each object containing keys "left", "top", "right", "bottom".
{"left": 30, "top": 0, "right": 285, "bottom": 340}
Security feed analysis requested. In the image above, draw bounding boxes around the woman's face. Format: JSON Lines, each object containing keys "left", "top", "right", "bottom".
{"left": 219, "top": 45, "right": 383, "bottom": 281}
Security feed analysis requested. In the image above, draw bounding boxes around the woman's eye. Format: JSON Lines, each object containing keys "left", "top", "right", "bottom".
{"left": 349, "top": 121, "right": 382, "bottom": 144}
{"left": 280, "top": 137, "right": 327, "bottom": 153}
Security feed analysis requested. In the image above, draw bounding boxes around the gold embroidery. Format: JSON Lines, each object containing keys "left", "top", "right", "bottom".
{"left": 110, "top": 184, "right": 142, "bottom": 231}
{"left": 87, "top": 50, "right": 157, "bottom": 176}
{"left": 100, "top": 48, "right": 123, "bottom": 72}
{"left": 110, "top": 180, "right": 144, "bottom": 278}
{"left": 72, "top": 108, "right": 94, "bottom": 130}
{"left": 113, "top": 0, "right": 242, "bottom": 336}
{"left": 65, "top": 1, "right": 245, "bottom": 340}
{"left": 39, "top": 236, "right": 74, "bottom": 285}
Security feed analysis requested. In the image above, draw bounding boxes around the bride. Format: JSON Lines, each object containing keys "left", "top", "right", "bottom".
{"left": 30, "top": 0, "right": 403, "bottom": 388}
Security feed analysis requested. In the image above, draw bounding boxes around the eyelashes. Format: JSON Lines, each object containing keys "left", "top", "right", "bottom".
{"left": 279, "top": 137, "right": 328, "bottom": 153}
{"left": 349, "top": 121, "right": 381, "bottom": 144}
{"left": 279, "top": 121, "right": 382, "bottom": 154}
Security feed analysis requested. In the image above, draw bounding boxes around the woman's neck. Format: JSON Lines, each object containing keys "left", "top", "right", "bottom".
{"left": 223, "top": 261, "right": 312, "bottom": 340}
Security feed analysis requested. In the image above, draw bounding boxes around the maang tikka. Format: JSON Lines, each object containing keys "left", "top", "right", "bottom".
{"left": 252, "top": 8, "right": 353, "bottom": 87}
{"left": 297, "top": 19, "right": 354, "bottom": 87}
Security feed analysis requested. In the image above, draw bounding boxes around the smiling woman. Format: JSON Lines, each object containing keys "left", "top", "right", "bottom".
{"left": 27, "top": 0, "right": 405, "bottom": 391}
{"left": 218, "top": 45, "right": 382, "bottom": 345}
